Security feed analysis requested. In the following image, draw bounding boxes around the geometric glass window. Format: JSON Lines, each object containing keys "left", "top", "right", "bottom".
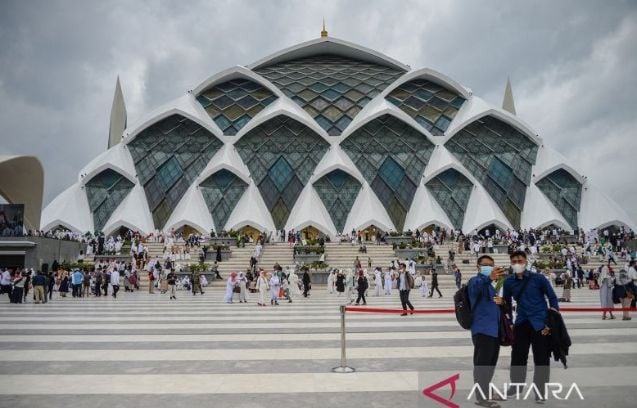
{"left": 535, "top": 168, "right": 582, "bottom": 229}
{"left": 340, "top": 114, "right": 435, "bottom": 231}
{"left": 199, "top": 169, "right": 248, "bottom": 231}
{"left": 313, "top": 169, "right": 362, "bottom": 233}
{"left": 196, "top": 78, "right": 277, "bottom": 136}
{"left": 444, "top": 115, "right": 539, "bottom": 228}
{"left": 234, "top": 115, "right": 330, "bottom": 229}
{"left": 255, "top": 55, "right": 405, "bottom": 136}
{"left": 386, "top": 79, "right": 466, "bottom": 135}
{"left": 84, "top": 168, "right": 135, "bottom": 232}
{"left": 127, "top": 114, "right": 224, "bottom": 229}
{"left": 425, "top": 168, "right": 473, "bottom": 230}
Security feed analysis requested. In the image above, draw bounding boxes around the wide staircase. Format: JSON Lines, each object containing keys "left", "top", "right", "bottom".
{"left": 129, "top": 239, "right": 612, "bottom": 291}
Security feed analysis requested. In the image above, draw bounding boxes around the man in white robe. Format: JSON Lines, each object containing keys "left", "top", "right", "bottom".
{"left": 374, "top": 268, "right": 383, "bottom": 296}
{"left": 327, "top": 270, "right": 335, "bottom": 294}
{"left": 256, "top": 270, "right": 269, "bottom": 306}
{"left": 224, "top": 272, "right": 237, "bottom": 303}
{"left": 269, "top": 273, "right": 281, "bottom": 305}
{"left": 383, "top": 269, "right": 392, "bottom": 295}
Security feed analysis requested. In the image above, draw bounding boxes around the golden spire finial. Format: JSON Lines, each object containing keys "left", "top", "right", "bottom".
{"left": 321, "top": 18, "right": 328, "bottom": 37}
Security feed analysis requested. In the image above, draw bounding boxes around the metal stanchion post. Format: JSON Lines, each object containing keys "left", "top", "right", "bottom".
{"left": 332, "top": 305, "right": 355, "bottom": 373}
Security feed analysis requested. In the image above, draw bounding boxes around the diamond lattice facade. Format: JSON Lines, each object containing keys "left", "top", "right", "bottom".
{"left": 41, "top": 35, "right": 636, "bottom": 236}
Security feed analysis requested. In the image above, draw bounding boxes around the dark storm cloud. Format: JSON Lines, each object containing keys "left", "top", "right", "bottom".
{"left": 0, "top": 0, "right": 635, "bottom": 222}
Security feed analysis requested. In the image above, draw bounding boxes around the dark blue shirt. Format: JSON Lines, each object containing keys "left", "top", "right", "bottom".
{"left": 467, "top": 273, "right": 500, "bottom": 338}
{"left": 503, "top": 270, "right": 559, "bottom": 331}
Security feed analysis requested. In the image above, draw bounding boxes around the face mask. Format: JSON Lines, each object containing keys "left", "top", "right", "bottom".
{"left": 479, "top": 266, "right": 493, "bottom": 277}
{"left": 511, "top": 263, "right": 526, "bottom": 274}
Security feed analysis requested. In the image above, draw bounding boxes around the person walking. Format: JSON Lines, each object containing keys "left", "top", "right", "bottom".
{"left": 429, "top": 268, "right": 442, "bottom": 297}
{"left": 599, "top": 263, "right": 615, "bottom": 320}
{"left": 191, "top": 269, "right": 204, "bottom": 295}
{"left": 355, "top": 270, "right": 368, "bottom": 305}
{"left": 237, "top": 271, "right": 248, "bottom": 303}
{"left": 302, "top": 268, "right": 311, "bottom": 298}
{"left": 467, "top": 255, "right": 507, "bottom": 408}
{"left": 82, "top": 270, "right": 91, "bottom": 298}
{"left": 615, "top": 266, "right": 635, "bottom": 321}
{"left": 256, "top": 270, "right": 269, "bottom": 307}
{"left": 503, "top": 250, "right": 559, "bottom": 403}
{"left": 224, "top": 272, "right": 237, "bottom": 303}
{"left": 58, "top": 272, "right": 69, "bottom": 298}
{"left": 167, "top": 269, "right": 177, "bottom": 300}
{"left": 335, "top": 270, "right": 345, "bottom": 297}
{"left": 384, "top": 268, "right": 393, "bottom": 295}
{"left": 373, "top": 267, "right": 383, "bottom": 297}
{"left": 398, "top": 263, "right": 415, "bottom": 316}
{"left": 32, "top": 271, "right": 47, "bottom": 304}
{"left": 562, "top": 272, "right": 573, "bottom": 302}
{"left": 110, "top": 268, "right": 120, "bottom": 299}
{"left": 10, "top": 272, "right": 25, "bottom": 303}
{"left": 47, "top": 271, "right": 55, "bottom": 301}
{"left": 454, "top": 264, "right": 462, "bottom": 289}
{"left": 327, "top": 270, "right": 335, "bottom": 294}
{"left": 71, "top": 269, "right": 83, "bottom": 298}
{"left": 270, "top": 272, "right": 281, "bottom": 305}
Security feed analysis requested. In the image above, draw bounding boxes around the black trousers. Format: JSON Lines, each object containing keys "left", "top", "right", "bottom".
{"left": 112, "top": 285, "right": 119, "bottom": 298}
{"left": 510, "top": 321, "right": 551, "bottom": 396}
{"left": 472, "top": 334, "right": 501, "bottom": 401}
{"left": 356, "top": 289, "right": 366, "bottom": 304}
{"left": 429, "top": 284, "right": 442, "bottom": 297}
{"left": 10, "top": 287, "right": 23, "bottom": 303}
{"left": 72, "top": 284, "right": 82, "bottom": 297}
{"left": 399, "top": 289, "right": 414, "bottom": 310}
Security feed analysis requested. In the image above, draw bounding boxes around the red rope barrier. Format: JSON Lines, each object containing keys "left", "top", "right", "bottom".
{"left": 345, "top": 306, "right": 635, "bottom": 314}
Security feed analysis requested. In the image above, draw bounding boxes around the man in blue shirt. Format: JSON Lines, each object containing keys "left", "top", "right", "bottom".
{"left": 71, "top": 269, "right": 84, "bottom": 298}
{"left": 503, "top": 250, "right": 559, "bottom": 402}
{"left": 467, "top": 255, "right": 507, "bottom": 407}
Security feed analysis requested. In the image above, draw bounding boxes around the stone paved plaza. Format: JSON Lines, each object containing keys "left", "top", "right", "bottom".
{"left": 0, "top": 286, "right": 636, "bottom": 408}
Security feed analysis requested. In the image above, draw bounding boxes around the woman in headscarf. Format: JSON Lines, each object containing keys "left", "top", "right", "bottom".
{"left": 237, "top": 271, "right": 248, "bottom": 303}
{"left": 288, "top": 268, "right": 302, "bottom": 300}
{"left": 327, "top": 270, "right": 335, "bottom": 294}
{"left": 224, "top": 272, "right": 237, "bottom": 303}
{"left": 335, "top": 269, "right": 345, "bottom": 296}
{"left": 599, "top": 263, "right": 615, "bottom": 320}
{"left": 374, "top": 267, "right": 383, "bottom": 296}
{"left": 269, "top": 271, "right": 281, "bottom": 305}
{"left": 256, "top": 269, "right": 269, "bottom": 306}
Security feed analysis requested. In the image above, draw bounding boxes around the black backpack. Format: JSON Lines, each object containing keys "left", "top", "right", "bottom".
{"left": 454, "top": 283, "right": 480, "bottom": 330}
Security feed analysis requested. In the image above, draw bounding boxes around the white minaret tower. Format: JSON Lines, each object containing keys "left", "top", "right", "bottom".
{"left": 108, "top": 76, "right": 127, "bottom": 148}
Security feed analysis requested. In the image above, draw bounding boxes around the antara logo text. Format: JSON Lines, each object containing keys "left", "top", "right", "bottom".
{"left": 422, "top": 374, "right": 584, "bottom": 407}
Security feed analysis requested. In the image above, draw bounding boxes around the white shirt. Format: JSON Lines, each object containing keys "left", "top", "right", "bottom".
{"left": 110, "top": 271, "right": 120, "bottom": 286}
{"left": 1, "top": 270, "right": 11, "bottom": 285}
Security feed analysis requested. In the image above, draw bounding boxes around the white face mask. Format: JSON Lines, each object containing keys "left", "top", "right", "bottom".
{"left": 511, "top": 263, "right": 526, "bottom": 274}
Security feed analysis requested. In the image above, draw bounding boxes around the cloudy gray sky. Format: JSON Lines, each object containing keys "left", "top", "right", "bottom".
{"left": 1, "top": 0, "right": 636, "bottom": 223}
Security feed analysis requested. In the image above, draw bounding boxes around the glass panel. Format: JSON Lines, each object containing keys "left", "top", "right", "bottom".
{"left": 341, "top": 114, "right": 434, "bottom": 231}
{"left": 85, "top": 169, "right": 135, "bottom": 232}
{"left": 444, "top": 115, "right": 538, "bottom": 228}
{"left": 235, "top": 115, "right": 330, "bottom": 229}
{"left": 128, "top": 114, "right": 223, "bottom": 229}
{"left": 200, "top": 170, "right": 248, "bottom": 231}
{"left": 536, "top": 168, "right": 582, "bottom": 229}
{"left": 197, "top": 78, "right": 277, "bottom": 136}
{"left": 386, "top": 78, "right": 465, "bottom": 135}
{"left": 256, "top": 55, "right": 405, "bottom": 135}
